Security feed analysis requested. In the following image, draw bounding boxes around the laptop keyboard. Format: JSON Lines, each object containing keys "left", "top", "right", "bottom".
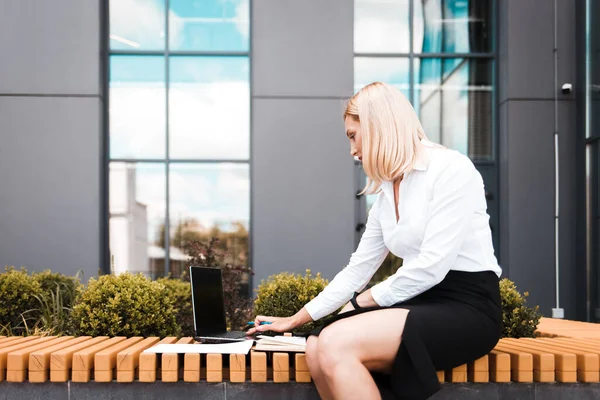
{"left": 217, "top": 331, "right": 247, "bottom": 339}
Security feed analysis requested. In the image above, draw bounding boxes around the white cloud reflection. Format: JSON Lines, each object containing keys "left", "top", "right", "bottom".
{"left": 354, "top": 0, "right": 410, "bottom": 53}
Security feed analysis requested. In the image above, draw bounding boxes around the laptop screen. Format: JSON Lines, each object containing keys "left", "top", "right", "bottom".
{"left": 190, "top": 266, "right": 227, "bottom": 335}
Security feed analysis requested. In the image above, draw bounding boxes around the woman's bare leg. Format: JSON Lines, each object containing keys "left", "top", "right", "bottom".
{"left": 316, "top": 309, "right": 410, "bottom": 400}
{"left": 306, "top": 336, "right": 333, "bottom": 400}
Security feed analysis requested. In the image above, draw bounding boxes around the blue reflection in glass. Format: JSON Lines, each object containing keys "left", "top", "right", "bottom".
{"left": 414, "top": 58, "right": 492, "bottom": 159}
{"left": 169, "top": 0, "right": 249, "bottom": 51}
{"left": 415, "top": 0, "right": 491, "bottom": 53}
{"left": 110, "top": 56, "right": 166, "bottom": 159}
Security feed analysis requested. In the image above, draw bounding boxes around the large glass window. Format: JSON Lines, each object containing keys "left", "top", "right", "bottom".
{"left": 354, "top": 0, "right": 495, "bottom": 283}
{"left": 108, "top": 0, "right": 250, "bottom": 279}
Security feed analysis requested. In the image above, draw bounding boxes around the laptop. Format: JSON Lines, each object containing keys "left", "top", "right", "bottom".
{"left": 189, "top": 266, "right": 251, "bottom": 344}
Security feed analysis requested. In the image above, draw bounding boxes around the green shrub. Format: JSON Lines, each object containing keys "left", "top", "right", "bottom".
{"left": 33, "top": 270, "right": 82, "bottom": 308}
{"left": 71, "top": 273, "right": 180, "bottom": 337}
{"left": 500, "top": 278, "right": 541, "bottom": 338}
{"left": 157, "top": 277, "right": 194, "bottom": 336}
{"left": 0, "top": 267, "right": 43, "bottom": 335}
{"left": 253, "top": 269, "right": 333, "bottom": 333}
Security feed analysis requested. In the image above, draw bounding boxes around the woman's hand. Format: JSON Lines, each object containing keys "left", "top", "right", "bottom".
{"left": 246, "top": 308, "right": 313, "bottom": 336}
{"left": 246, "top": 316, "right": 295, "bottom": 335}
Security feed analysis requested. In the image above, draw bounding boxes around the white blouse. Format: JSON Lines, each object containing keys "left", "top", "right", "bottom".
{"left": 304, "top": 140, "right": 502, "bottom": 321}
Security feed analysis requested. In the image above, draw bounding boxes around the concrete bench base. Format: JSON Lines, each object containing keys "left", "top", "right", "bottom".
{"left": 2, "top": 382, "right": 600, "bottom": 400}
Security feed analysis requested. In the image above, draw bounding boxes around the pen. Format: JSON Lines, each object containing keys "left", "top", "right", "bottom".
{"left": 247, "top": 321, "right": 272, "bottom": 326}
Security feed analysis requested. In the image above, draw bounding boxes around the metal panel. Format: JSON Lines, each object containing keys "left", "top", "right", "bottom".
{"left": 0, "top": 0, "right": 101, "bottom": 96}
{"left": 252, "top": 0, "right": 354, "bottom": 98}
{"left": 0, "top": 97, "right": 101, "bottom": 279}
{"left": 252, "top": 98, "right": 355, "bottom": 286}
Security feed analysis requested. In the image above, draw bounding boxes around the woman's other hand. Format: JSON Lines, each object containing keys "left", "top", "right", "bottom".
{"left": 246, "top": 307, "right": 313, "bottom": 335}
{"left": 246, "top": 315, "right": 295, "bottom": 335}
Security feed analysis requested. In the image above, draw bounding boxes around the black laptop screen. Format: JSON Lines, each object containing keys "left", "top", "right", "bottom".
{"left": 190, "top": 266, "right": 227, "bottom": 335}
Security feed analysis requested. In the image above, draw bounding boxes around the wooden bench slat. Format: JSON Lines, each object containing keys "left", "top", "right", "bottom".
{"left": 445, "top": 364, "right": 467, "bottom": 383}
{"left": 498, "top": 340, "right": 556, "bottom": 373}
{"left": 468, "top": 355, "right": 489, "bottom": 383}
{"left": 139, "top": 337, "right": 179, "bottom": 383}
{"left": 230, "top": 354, "right": 246, "bottom": 383}
{"left": 161, "top": 337, "right": 193, "bottom": 382}
{"left": 250, "top": 350, "right": 267, "bottom": 383}
{"left": 532, "top": 338, "right": 600, "bottom": 382}
{"left": 273, "top": 352, "right": 289, "bottom": 383}
{"left": 28, "top": 337, "right": 93, "bottom": 383}
{"left": 6, "top": 337, "right": 72, "bottom": 382}
{"left": 0, "top": 337, "right": 27, "bottom": 347}
{"left": 295, "top": 353, "right": 311, "bottom": 383}
{"left": 94, "top": 337, "right": 144, "bottom": 382}
{"left": 207, "top": 354, "right": 223, "bottom": 382}
{"left": 492, "top": 344, "right": 534, "bottom": 382}
{"left": 71, "top": 337, "right": 127, "bottom": 383}
{"left": 489, "top": 351, "right": 511, "bottom": 382}
{"left": 50, "top": 336, "right": 110, "bottom": 382}
{"left": 116, "top": 337, "right": 160, "bottom": 382}
{"left": 183, "top": 353, "right": 201, "bottom": 383}
{"left": 501, "top": 339, "right": 575, "bottom": 382}
{"left": 0, "top": 336, "right": 55, "bottom": 380}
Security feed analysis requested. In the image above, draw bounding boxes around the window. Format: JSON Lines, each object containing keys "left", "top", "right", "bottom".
{"left": 354, "top": 0, "right": 495, "bottom": 283}
{"left": 108, "top": 0, "right": 250, "bottom": 279}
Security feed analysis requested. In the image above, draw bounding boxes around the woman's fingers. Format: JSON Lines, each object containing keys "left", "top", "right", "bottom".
{"left": 247, "top": 316, "right": 284, "bottom": 335}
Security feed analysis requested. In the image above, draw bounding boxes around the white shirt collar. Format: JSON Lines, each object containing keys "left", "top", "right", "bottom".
{"left": 412, "top": 138, "right": 432, "bottom": 171}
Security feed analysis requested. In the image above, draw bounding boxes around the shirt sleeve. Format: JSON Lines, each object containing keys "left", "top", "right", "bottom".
{"left": 304, "top": 196, "right": 390, "bottom": 321}
{"left": 370, "top": 154, "right": 479, "bottom": 307}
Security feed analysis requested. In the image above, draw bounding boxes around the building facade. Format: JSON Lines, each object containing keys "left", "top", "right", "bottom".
{"left": 0, "top": 0, "right": 597, "bottom": 321}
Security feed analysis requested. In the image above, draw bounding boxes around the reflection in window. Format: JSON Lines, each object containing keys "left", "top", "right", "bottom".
{"left": 169, "top": 0, "right": 249, "bottom": 51}
{"left": 110, "top": 56, "right": 166, "bottom": 159}
{"left": 169, "top": 57, "right": 249, "bottom": 159}
{"left": 415, "top": 58, "right": 492, "bottom": 160}
{"left": 414, "top": 0, "right": 492, "bottom": 53}
{"left": 108, "top": 0, "right": 251, "bottom": 279}
{"left": 109, "top": 163, "right": 166, "bottom": 279}
{"left": 168, "top": 164, "right": 249, "bottom": 278}
{"left": 109, "top": 0, "right": 165, "bottom": 50}
{"left": 354, "top": 0, "right": 410, "bottom": 54}
{"left": 355, "top": 57, "right": 411, "bottom": 99}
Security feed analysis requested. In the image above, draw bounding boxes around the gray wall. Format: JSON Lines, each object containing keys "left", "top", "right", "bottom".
{"left": 0, "top": 0, "right": 103, "bottom": 280}
{"left": 251, "top": 0, "right": 356, "bottom": 287}
{"left": 498, "top": 0, "right": 578, "bottom": 318}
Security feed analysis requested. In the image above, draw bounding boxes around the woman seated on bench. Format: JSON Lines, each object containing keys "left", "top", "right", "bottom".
{"left": 247, "top": 82, "right": 502, "bottom": 400}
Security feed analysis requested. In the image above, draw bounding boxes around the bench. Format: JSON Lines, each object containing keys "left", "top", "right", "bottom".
{"left": 0, "top": 317, "right": 599, "bottom": 399}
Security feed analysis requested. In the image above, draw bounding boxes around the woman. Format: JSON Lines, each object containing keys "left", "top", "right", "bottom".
{"left": 247, "top": 82, "right": 502, "bottom": 400}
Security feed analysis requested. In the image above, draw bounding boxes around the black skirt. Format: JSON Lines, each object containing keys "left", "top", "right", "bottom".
{"left": 307, "top": 270, "right": 502, "bottom": 400}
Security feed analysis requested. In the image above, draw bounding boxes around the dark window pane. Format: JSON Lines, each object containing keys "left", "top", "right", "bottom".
{"left": 110, "top": 56, "right": 166, "bottom": 159}
{"left": 169, "top": 56, "right": 249, "bottom": 160}
{"left": 109, "top": 162, "right": 166, "bottom": 279}
{"left": 169, "top": 163, "right": 249, "bottom": 278}
{"left": 355, "top": 57, "right": 410, "bottom": 99}
{"left": 355, "top": 0, "right": 410, "bottom": 53}
{"left": 109, "top": 0, "right": 165, "bottom": 50}
{"left": 169, "top": 0, "right": 249, "bottom": 51}
{"left": 414, "top": 0, "right": 492, "bottom": 53}
{"left": 414, "top": 58, "right": 493, "bottom": 160}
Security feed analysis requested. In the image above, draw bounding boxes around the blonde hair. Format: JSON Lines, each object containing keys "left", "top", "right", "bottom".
{"left": 345, "top": 82, "right": 430, "bottom": 195}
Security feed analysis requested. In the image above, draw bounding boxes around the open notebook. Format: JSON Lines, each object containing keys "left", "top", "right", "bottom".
{"left": 254, "top": 335, "right": 307, "bottom": 352}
